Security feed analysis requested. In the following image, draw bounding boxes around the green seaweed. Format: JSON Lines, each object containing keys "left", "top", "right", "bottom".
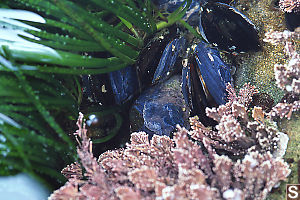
{"left": 0, "top": 0, "right": 191, "bottom": 188}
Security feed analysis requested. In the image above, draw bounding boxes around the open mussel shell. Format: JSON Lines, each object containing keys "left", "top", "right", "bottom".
{"left": 199, "top": 2, "right": 260, "bottom": 52}
{"left": 130, "top": 75, "right": 190, "bottom": 136}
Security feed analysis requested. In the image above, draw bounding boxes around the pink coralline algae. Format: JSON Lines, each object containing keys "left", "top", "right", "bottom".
{"left": 279, "top": 0, "right": 300, "bottom": 13}
{"left": 50, "top": 97, "right": 290, "bottom": 200}
{"left": 264, "top": 29, "right": 300, "bottom": 119}
{"left": 193, "top": 83, "right": 285, "bottom": 156}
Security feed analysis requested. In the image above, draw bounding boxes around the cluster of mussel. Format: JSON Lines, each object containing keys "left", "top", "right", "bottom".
{"left": 83, "top": 0, "right": 261, "bottom": 137}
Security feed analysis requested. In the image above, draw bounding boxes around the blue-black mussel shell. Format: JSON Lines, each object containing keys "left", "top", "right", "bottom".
{"left": 136, "top": 25, "right": 180, "bottom": 89}
{"left": 152, "top": 0, "right": 260, "bottom": 53}
{"left": 152, "top": 37, "right": 186, "bottom": 84}
{"left": 130, "top": 75, "right": 190, "bottom": 137}
{"left": 285, "top": 12, "right": 300, "bottom": 31}
{"left": 193, "top": 41, "right": 232, "bottom": 105}
{"left": 109, "top": 65, "right": 139, "bottom": 105}
{"left": 82, "top": 65, "right": 139, "bottom": 106}
{"left": 130, "top": 35, "right": 189, "bottom": 137}
{"left": 199, "top": 2, "right": 261, "bottom": 52}
{"left": 131, "top": 38, "right": 232, "bottom": 135}
{"left": 182, "top": 41, "right": 232, "bottom": 125}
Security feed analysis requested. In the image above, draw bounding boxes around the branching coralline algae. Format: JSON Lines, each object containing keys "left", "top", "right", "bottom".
{"left": 230, "top": 1, "right": 300, "bottom": 199}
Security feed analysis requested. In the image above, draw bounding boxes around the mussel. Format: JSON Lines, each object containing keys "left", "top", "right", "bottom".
{"left": 199, "top": 2, "right": 260, "bottom": 52}
{"left": 130, "top": 38, "right": 232, "bottom": 136}
{"left": 152, "top": 37, "right": 186, "bottom": 84}
{"left": 82, "top": 0, "right": 261, "bottom": 137}
{"left": 130, "top": 35, "right": 189, "bottom": 136}
{"left": 82, "top": 65, "right": 139, "bottom": 106}
{"left": 130, "top": 75, "right": 190, "bottom": 136}
{"left": 182, "top": 41, "right": 232, "bottom": 126}
{"left": 108, "top": 65, "right": 139, "bottom": 104}
{"left": 153, "top": 0, "right": 261, "bottom": 53}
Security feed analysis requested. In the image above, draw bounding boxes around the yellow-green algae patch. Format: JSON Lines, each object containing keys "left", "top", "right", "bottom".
{"left": 233, "top": 0, "right": 289, "bottom": 103}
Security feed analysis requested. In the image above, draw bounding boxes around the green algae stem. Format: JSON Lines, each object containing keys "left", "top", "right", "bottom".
{"left": 266, "top": 113, "right": 300, "bottom": 200}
